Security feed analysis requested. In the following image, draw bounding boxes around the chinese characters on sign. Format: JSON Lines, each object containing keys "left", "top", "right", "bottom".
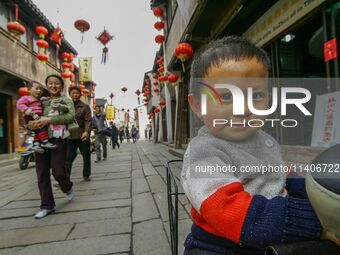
{"left": 324, "top": 38, "right": 338, "bottom": 62}
{"left": 243, "top": 0, "right": 326, "bottom": 46}
{"left": 311, "top": 91, "right": 340, "bottom": 147}
{"left": 79, "top": 57, "right": 92, "bottom": 81}
{"left": 105, "top": 105, "right": 115, "bottom": 120}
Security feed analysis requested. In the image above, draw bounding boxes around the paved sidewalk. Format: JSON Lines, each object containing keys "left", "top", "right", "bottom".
{"left": 0, "top": 140, "right": 192, "bottom": 255}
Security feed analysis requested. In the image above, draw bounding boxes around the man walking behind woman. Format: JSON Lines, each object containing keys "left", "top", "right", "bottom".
{"left": 65, "top": 86, "right": 92, "bottom": 181}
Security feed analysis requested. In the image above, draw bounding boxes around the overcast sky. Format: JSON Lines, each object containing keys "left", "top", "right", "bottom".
{"left": 32, "top": 0, "right": 160, "bottom": 133}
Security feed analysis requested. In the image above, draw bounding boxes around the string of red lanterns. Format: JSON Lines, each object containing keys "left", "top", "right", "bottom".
{"left": 35, "top": 26, "right": 49, "bottom": 63}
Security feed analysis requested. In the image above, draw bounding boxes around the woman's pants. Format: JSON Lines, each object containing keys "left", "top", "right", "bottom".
{"left": 35, "top": 140, "right": 73, "bottom": 209}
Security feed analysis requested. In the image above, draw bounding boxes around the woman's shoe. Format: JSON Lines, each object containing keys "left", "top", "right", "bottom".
{"left": 34, "top": 208, "right": 55, "bottom": 219}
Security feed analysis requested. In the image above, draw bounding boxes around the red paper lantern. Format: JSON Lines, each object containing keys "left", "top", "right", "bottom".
{"left": 36, "top": 39, "right": 48, "bottom": 48}
{"left": 157, "top": 66, "right": 164, "bottom": 74}
{"left": 74, "top": 19, "right": 90, "bottom": 43}
{"left": 154, "top": 88, "right": 159, "bottom": 93}
{"left": 152, "top": 73, "right": 158, "bottom": 79}
{"left": 68, "top": 52, "right": 74, "bottom": 62}
{"left": 61, "top": 72, "right": 71, "bottom": 79}
{"left": 35, "top": 26, "right": 49, "bottom": 63}
{"left": 153, "top": 81, "right": 159, "bottom": 86}
{"left": 7, "top": 21, "right": 25, "bottom": 37}
{"left": 158, "top": 75, "right": 168, "bottom": 82}
{"left": 36, "top": 53, "right": 49, "bottom": 62}
{"left": 145, "top": 91, "right": 151, "bottom": 96}
{"left": 155, "top": 35, "right": 165, "bottom": 44}
{"left": 145, "top": 79, "right": 150, "bottom": 84}
{"left": 121, "top": 87, "right": 128, "bottom": 93}
{"left": 60, "top": 52, "right": 70, "bottom": 62}
{"left": 69, "top": 63, "right": 75, "bottom": 72}
{"left": 61, "top": 62, "right": 71, "bottom": 69}
{"left": 18, "top": 87, "right": 29, "bottom": 96}
{"left": 168, "top": 73, "right": 179, "bottom": 83}
{"left": 154, "top": 108, "right": 160, "bottom": 113}
{"left": 35, "top": 26, "right": 48, "bottom": 38}
{"left": 154, "top": 21, "right": 164, "bottom": 30}
{"left": 144, "top": 85, "right": 150, "bottom": 91}
{"left": 175, "top": 43, "right": 193, "bottom": 62}
{"left": 160, "top": 100, "right": 166, "bottom": 107}
{"left": 153, "top": 7, "right": 164, "bottom": 17}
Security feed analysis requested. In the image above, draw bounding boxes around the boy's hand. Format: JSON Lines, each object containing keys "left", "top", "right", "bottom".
{"left": 323, "top": 231, "right": 340, "bottom": 246}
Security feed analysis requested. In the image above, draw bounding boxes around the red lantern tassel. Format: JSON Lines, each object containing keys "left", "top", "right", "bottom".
{"left": 102, "top": 47, "right": 108, "bottom": 64}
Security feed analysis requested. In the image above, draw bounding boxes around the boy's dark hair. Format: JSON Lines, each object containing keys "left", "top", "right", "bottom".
{"left": 45, "top": 74, "right": 64, "bottom": 88}
{"left": 190, "top": 36, "right": 271, "bottom": 95}
{"left": 68, "top": 86, "right": 81, "bottom": 94}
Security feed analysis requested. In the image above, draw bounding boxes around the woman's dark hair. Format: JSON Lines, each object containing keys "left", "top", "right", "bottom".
{"left": 45, "top": 74, "right": 64, "bottom": 88}
{"left": 190, "top": 36, "right": 271, "bottom": 95}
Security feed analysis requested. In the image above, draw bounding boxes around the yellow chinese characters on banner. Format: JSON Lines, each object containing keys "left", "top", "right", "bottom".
{"left": 79, "top": 57, "right": 92, "bottom": 81}
{"left": 105, "top": 105, "right": 115, "bottom": 120}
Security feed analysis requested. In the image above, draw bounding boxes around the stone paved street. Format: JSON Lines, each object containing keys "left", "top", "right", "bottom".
{"left": 0, "top": 141, "right": 192, "bottom": 255}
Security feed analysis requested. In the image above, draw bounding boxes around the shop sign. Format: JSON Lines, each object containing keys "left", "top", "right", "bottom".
{"left": 79, "top": 57, "right": 92, "bottom": 81}
{"left": 105, "top": 105, "right": 115, "bottom": 120}
{"left": 311, "top": 91, "right": 340, "bottom": 147}
{"left": 324, "top": 38, "right": 338, "bottom": 62}
{"left": 243, "top": 0, "right": 326, "bottom": 46}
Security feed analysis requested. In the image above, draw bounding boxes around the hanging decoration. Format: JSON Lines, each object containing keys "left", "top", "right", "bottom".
{"left": 60, "top": 52, "right": 72, "bottom": 81}
{"left": 109, "top": 93, "right": 114, "bottom": 105}
{"left": 160, "top": 99, "right": 166, "bottom": 108}
{"left": 158, "top": 75, "right": 168, "bottom": 83}
{"left": 135, "top": 89, "right": 141, "bottom": 105}
{"left": 154, "top": 21, "right": 164, "bottom": 31}
{"left": 7, "top": 4, "right": 25, "bottom": 39}
{"left": 153, "top": 81, "right": 159, "bottom": 86}
{"left": 154, "top": 108, "right": 160, "bottom": 113}
{"left": 96, "top": 28, "right": 114, "bottom": 64}
{"left": 153, "top": 7, "right": 164, "bottom": 18}
{"left": 154, "top": 88, "right": 159, "bottom": 93}
{"left": 121, "top": 87, "right": 128, "bottom": 94}
{"left": 74, "top": 19, "right": 90, "bottom": 44}
{"left": 155, "top": 35, "right": 165, "bottom": 44}
{"left": 18, "top": 87, "right": 29, "bottom": 97}
{"left": 152, "top": 73, "right": 158, "bottom": 79}
{"left": 157, "top": 66, "right": 164, "bottom": 74}
{"left": 50, "top": 26, "right": 64, "bottom": 60}
{"left": 168, "top": 73, "right": 179, "bottom": 87}
{"left": 174, "top": 42, "right": 194, "bottom": 72}
{"left": 35, "top": 26, "right": 49, "bottom": 63}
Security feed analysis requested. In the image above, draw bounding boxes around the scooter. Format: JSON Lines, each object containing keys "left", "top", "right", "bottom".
{"left": 16, "top": 132, "right": 35, "bottom": 170}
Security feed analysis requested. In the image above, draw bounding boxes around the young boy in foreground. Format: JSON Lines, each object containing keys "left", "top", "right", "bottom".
{"left": 181, "top": 36, "right": 339, "bottom": 255}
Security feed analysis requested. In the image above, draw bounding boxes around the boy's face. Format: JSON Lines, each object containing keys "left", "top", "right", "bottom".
{"left": 189, "top": 58, "right": 269, "bottom": 141}
{"left": 30, "top": 83, "right": 43, "bottom": 99}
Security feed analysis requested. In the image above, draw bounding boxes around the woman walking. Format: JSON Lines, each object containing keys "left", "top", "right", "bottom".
{"left": 28, "top": 75, "right": 74, "bottom": 219}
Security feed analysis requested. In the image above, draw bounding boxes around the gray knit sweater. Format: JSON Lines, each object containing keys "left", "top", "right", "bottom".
{"left": 181, "top": 126, "right": 288, "bottom": 212}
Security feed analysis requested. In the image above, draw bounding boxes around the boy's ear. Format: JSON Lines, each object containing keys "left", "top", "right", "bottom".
{"left": 188, "top": 93, "right": 202, "bottom": 118}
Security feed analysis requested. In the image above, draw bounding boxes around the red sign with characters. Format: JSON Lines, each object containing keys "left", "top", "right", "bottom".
{"left": 324, "top": 38, "right": 338, "bottom": 62}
